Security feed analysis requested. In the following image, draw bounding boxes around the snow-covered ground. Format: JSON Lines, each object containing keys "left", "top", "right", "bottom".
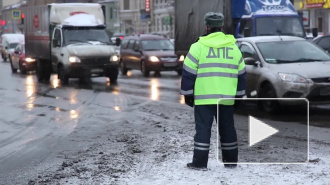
{"left": 0, "top": 62, "right": 329, "bottom": 185}
{"left": 21, "top": 95, "right": 330, "bottom": 185}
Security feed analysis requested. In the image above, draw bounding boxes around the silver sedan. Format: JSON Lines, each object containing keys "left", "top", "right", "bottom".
{"left": 236, "top": 36, "right": 330, "bottom": 112}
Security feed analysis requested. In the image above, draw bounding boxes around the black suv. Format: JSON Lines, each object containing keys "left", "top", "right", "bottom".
{"left": 119, "top": 34, "right": 183, "bottom": 76}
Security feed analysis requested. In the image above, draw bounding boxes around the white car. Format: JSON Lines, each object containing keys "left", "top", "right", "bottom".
{"left": 0, "top": 33, "right": 24, "bottom": 62}
{"left": 237, "top": 36, "right": 330, "bottom": 112}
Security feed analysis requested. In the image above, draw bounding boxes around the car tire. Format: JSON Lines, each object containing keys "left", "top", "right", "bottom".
{"left": 141, "top": 60, "right": 150, "bottom": 77}
{"left": 58, "top": 65, "right": 69, "bottom": 85}
{"left": 258, "top": 83, "right": 279, "bottom": 113}
{"left": 120, "top": 60, "right": 128, "bottom": 76}
{"left": 108, "top": 69, "right": 119, "bottom": 84}
{"left": 10, "top": 60, "right": 17, "bottom": 73}
{"left": 19, "top": 61, "right": 27, "bottom": 74}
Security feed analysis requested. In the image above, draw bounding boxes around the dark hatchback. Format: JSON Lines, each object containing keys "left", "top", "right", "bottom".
{"left": 119, "top": 34, "right": 183, "bottom": 76}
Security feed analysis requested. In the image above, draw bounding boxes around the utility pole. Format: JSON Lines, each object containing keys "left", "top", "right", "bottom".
{"left": 223, "top": 0, "right": 233, "bottom": 34}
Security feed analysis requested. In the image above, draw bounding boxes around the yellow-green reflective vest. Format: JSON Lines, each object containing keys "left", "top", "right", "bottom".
{"left": 183, "top": 32, "right": 245, "bottom": 105}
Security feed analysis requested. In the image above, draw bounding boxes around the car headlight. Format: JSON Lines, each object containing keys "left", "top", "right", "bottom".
{"left": 25, "top": 57, "right": 35, "bottom": 63}
{"left": 149, "top": 56, "right": 159, "bottom": 62}
{"left": 278, "top": 73, "right": 308, "bottom": 83}
{"left": 179, "top": 55, "right": 185, "bottom": 62}
{"left": 110, "top": 54, "right": 119, "bottom": 62}
{"left": 69, "top": 56, "right": 81, "bottom": 63}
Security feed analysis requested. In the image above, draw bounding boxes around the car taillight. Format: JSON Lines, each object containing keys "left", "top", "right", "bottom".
{"left": 119, "top": 36, "right": 124, "bottom": 39}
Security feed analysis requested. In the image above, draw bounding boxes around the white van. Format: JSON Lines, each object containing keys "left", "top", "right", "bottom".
{"left": 1, "top": 33, "right": 24, "bottom": 62}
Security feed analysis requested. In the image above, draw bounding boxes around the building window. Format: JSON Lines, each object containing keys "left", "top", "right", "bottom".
{"left": 124, "top": 0, "right": 129, "bottom": 10}
{"left": 110, "top": 8, "right": 113, "bottom": 19}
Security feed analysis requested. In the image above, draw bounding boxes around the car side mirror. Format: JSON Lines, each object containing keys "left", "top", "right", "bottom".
{"left": 244, "top": 57, "right": 260, "bottom": 67}
{"left": 115, "top": 38, "right": 121, "bottom": 46}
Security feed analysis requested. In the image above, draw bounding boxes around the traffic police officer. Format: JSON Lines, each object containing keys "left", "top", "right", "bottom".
{"left": 180, "top": 12, "right": 246, "bottom": 170}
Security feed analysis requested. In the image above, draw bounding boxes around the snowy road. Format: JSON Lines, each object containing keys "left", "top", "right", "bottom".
{"left": 0, "top": 60, "right": 329, "bottom": 185}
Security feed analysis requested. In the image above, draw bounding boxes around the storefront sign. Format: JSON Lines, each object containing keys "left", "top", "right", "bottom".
{"left": 305, "top": 0, "right": 329, "bottom": 8}
{"left": 145, "top": 0, "right": 150, "bottom": 13}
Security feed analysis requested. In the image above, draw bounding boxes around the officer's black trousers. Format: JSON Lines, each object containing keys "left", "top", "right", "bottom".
{"left": 192, "top": 105, "right": 238, "bottom": 167}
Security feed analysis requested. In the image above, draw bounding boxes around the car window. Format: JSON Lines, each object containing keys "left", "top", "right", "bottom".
{"left": 256, "top": 40, "right": 330, "bottom": 63}
{"left": 240, "top": 44, "right": 256, "bottom": 59}
{"left": 15, "top": 45, "right": 21, "bottom": 53}
{"left": 121, "top": 39, "right": 129, "bottom": 49}
{"left": 127, "top": 40, "right": 135, "bottom": 50}
{"left": 9, "top": 42, "right": 18, "bottom": 49}
{"left": 134, "top": 41, "right": 140, "bottom": 51}
{"left": 141, "top": 40, "right": 174, "bottom": 51}
{"left": 238, "top": 19, "right": 252, "bottom": 37}
{"left": 53, "top": 29, "right": 61, "bottom": 47}
{"left": 316, "top": 37, "right": 330, "bottom": 51}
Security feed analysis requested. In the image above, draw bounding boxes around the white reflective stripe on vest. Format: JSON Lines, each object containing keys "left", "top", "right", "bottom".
{"left": 195, "top": 94, "right": 235, "bottom": 100}
{"left": 199, "top": 63, "right": 238, "bottom": 70}
{"left": 180, "top": 89, "right": 194, "bottom": 95}
{"left": 186, "top": 52, "right": 199, "bottom": 65}
{"left": 183, "top": 63, "right": 197, "bottom": 75}
{"left": 197, "top": 72, "right": 238, "bottom": 78}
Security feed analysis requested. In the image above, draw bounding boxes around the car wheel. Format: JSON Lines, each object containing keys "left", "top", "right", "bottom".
{"left": 10, "top": 60, "right": 17, "bottom": 73}
{"left": 258, "top": 83, "right": 279, "bottom": 113}
{"left": 141, "top": 60, "right": 150, "bottom": 77}
{"left": 108, "top": 69, "right": 119, "bottom": 84}
{"left": 58, "top": 65, "right": 69, "bottom": 85}
{"left": 120, "top": 60, "right": 128, "bottom": 76}
{"left": 19, "top": 61, "right": 27, "bottom": 74}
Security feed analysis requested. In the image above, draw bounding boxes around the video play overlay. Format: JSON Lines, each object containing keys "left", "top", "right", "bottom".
{"left": 217, "top": 98, "right": 308, "bottom": 164}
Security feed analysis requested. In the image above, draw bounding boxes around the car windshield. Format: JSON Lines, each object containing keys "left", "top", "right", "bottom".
{"left": 141, "top": 40, "right": 174, "bottom": 51}
{"left": 256, "top": 40, "right": 330, "bottom": 64}
{"left": 256, "top": 17, "right": 306, "bottom": 38}
{"left": 63, "top": 27, "right": 113, "bottom": 46}
{"left": 9, "top": 43, "right": 19, "bottom": 49}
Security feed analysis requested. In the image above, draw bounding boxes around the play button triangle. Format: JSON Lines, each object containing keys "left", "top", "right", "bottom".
{"left": 249, "top": 116, "right": 279, "bottom": 147}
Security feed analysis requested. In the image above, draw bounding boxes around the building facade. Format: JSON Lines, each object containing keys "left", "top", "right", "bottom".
{"left": 118, "top": 0, "right": 151, "bottom": 35}
{"left": 295, "top": 0, "right": 330, "bottom": 34}
{"left": 99, "top": 0, "right": 120, "bottom": 35}
{"left": 153, "top": 0, "right": 174, "bottom": 38}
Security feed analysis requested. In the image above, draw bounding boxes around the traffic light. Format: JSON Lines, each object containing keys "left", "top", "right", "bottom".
{"left": 0, "top": 19, "right": 5, "bottom": 26}
{"left": 21, "top": 13, "right": 25, "bottom": 24}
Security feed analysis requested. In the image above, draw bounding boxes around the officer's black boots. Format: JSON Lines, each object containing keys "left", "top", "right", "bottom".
{"left": 187, "top": 149, "right": 209, "bottom": 170}
{"left": 222, "top": 149, "right": 238, "bottom": 168}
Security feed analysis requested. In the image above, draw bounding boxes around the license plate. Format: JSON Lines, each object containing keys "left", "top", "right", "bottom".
{"left": 163, "top": 63, "right": 177, "bottom": 67}
{"left": 320, "top": 87, "right": 330, "bottom": 96}
{"left": 91, "top": 68, "right": 103, "bottom": 73}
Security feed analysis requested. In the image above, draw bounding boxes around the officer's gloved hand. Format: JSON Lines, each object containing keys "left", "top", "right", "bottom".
{"left": 184, "top": 95, "right": 194, "bottom": 107}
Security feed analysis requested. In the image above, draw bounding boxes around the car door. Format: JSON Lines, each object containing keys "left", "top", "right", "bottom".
{"left": 11, "top": 44, "right": 20, "bottom": 68}
{"left": 131, "top": 40, "right": 142, "bottom": 69}
{"left": 239, "top": 42, "right": 262, "bottom": 97}
{"left": 315, "top": 36, "right": 330, "bottom": 53}
{"left": 125, "top": 40, "right": 136, "bottom": 69}
{"left": 51, "top": 28, "right": 63, "bottom": 72}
